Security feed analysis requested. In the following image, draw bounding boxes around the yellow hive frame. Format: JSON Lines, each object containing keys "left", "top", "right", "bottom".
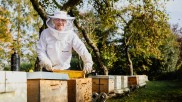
{"left": 53, "top": 70, "right": 85, "bottom": 79}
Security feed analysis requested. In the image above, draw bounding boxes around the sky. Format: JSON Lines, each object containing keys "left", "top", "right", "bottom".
{"left": 166, "top": 0, "right": 182, "bottom": 27}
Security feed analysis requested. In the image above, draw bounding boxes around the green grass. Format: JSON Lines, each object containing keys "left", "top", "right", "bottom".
{"left": 107, "top": 80, "right": 182, "bottom": 102}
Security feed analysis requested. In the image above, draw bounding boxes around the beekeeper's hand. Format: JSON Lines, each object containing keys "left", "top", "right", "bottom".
{"left": 52, "top": 64, "right": 65, "bottom": 70}
{"left": 39, "top": 59, "right": 53, "bottom": 71}
{"left": 83, "top": 63, "right": 93, "bottom": 74}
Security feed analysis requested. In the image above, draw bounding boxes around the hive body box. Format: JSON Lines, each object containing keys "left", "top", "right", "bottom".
{"left": 128, "top": 75, "right": 139, "bottom": 88}
{"left": 120, "top": 76, "right": 129, "bottom": 89}
{"left": 128, "top": 75, "right": 148, "bottom": 88}
{"left": 113, "top": 75, "right": 129, "bottom": 94}
{"left": 27, "top": 79, "right": 68, "bottom": 102}
{"left": 113, "top": 76, "right": 128, "bottom": 89}
{"left": 68, "top": 78, "right": 92, "bottom": 102}
{"left": 0, "top": 71, "right": 27, "bottom": 102}
{"left": 27, "top": 72, "right": 69, "bottom": 102}
{"left": 136, "top": 75, "right": 148, "bottom": 87}
{"left": 89, "top": 75, "right": 115, "bottom": 94}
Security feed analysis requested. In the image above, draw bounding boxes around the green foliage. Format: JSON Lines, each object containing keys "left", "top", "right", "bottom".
{"left": 159, "top": 34, "right": 179, "bottom": 72}
{"left": 0, "top": 7, "right": 13, "bottom": 70}
{"left": 90, "top": 0, "right": 119, "bottom": 70}
{"left": 132, "top": 23, "right": 180, "bottom": 75}
{"left": 0, "top": 7, "right": 12, "bottom": 42}
{"left": 119, "top": 0, "right": 179, "bottom": 75}
{"left": 125, "top": 5, "right": 169, "bottom": 59}
{"left": 101, "top": 44, "right": 118, "bottom": 69}
{"left": 20, "top": 62, "right": 33, "bottom": 72}
{"left": 3, "top": 62, "right": 34, "bottom": 72}
{"left": 69, "top": 50, "right": 83, "bottom": 70}
{"left": 39, "top": 0, "right": 59, "bottom": 14}
{"left": 76, "top": 1, "right": 119, "bottom": 71}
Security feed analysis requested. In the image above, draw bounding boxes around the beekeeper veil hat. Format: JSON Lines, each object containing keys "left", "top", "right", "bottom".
{"left": 47, "top": 11, "right": 75, "bottom": 32}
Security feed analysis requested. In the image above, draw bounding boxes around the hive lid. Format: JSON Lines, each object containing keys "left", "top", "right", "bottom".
{"left": 27, "top": 72, "right": 69, "bottom": 80}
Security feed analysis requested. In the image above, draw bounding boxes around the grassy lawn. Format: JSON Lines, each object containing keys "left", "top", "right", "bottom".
{"left": 107, "top": 80, "right": 182, "bottom": 102}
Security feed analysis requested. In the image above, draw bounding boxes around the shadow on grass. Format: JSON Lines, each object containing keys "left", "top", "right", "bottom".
{"left": 107, "top": 80, "right": 182, "bottom": 102}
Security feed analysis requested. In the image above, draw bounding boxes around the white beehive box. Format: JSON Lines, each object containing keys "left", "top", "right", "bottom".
{"left": 144, "top": 75, "right": 149, "bottom": 81}
{"left": 120, "top": 76, "right": 128, "bottom": 89}
{"left": 136, "top": 75, "right": 147, "bottom": 87}
{"left": 112, "top": 75, "right": 129, "bottom": 94}
{"left": 0, "top": 71, "right": 27, "bottom": 102}
{"left": 113, "top": 76, "right": 122, "bottom": 90}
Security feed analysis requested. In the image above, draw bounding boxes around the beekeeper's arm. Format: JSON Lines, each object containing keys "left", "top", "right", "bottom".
{"left": 36, "top": 32, "right": 53, "bottom": 71}
{"left": 72, "top": 33, "right": 93, "bottom": 74}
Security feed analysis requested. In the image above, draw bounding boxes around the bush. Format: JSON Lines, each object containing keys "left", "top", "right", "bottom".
{"left": 20, "top": 63, "right": 33, "bottom": 72}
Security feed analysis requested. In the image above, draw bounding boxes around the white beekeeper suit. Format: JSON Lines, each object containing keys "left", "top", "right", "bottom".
{"left": 36, "top": 11, "right": 93, "bottom": 74}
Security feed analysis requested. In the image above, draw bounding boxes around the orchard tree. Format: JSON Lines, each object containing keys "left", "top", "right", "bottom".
{"left": 0, "top": 7, "right": 13, "bottom": 70}
{"left": 118, "top": 0, "right": 179, "bottom": 75}
{"left": 173, "top": 24, "right": 182, "bottom": 70}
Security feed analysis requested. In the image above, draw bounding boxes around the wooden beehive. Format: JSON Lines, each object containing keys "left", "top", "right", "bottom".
{"left": 112, "top": 75, "right": 123, "bottom": 94}
{"left": 128, "top": 76, "right": 139, "bottom": 87}
{"left": 113, "top": 75, "right": 128, "bottom": 89}
{"left": 89, "top": 75, "right": 115, "bottom": 94}
{"left": 27, "top": 79, "right": 67, "bottom": 102}
{"left": 112, "top": 75, "right": 129, "bottom": 94}
{"left": 120, "top": 76, "right": 128, "bottom": 89}
{"left": 68, "top": 78, "right": 92, "bottom": 102}
{"left": 113, "top": 76, "right": 122, "bottom": 90}
{"left": 144, "top": 75, "right": 149, "bottom": 82}
{"left": 0, "top": 71, "right": 27, "bottom": 102}
{"left": 136, "top": 75, "right": 147, "bottom": 87}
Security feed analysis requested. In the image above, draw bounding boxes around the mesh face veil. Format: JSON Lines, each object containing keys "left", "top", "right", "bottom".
{"left": 46, "top": 11, "right": 75, "bottom": 40}
{"left": 47, "top": 18, "right": 74, "bottom": 32}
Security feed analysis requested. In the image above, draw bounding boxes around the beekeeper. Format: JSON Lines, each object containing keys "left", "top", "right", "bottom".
{"left": 36, "top": 11, "right": 93, "bottom": 74}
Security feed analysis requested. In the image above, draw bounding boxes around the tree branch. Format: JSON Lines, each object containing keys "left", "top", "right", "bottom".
{"left": 62, "top": 0, "right": 82, "bottom": 11}
{"left": 52, "top": 0, "right": 61, "bottom": 9}
{"left": 30, "top": 0, "right": 47, "bottom": 21}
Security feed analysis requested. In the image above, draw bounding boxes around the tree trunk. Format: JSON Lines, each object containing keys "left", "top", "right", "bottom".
{"left": 30, "top": 0, "right": 47, "bottom": 21}
{"left": 70, "top": 10, "right": 108, "bottom": 75}
{"left": 127, "top": 50, "right": 133, "bottom": 76}
{"left": 124, "top": 19, "right": 134, "bottom": 76}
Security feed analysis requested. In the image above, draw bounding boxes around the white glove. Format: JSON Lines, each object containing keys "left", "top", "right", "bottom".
{"left": 52, "top": 64, "right": 65, "bottom": 70}
{"left": 83, "top": 63, "right": 93, "bottom": 74}
{"left": 39, "top": 59, "right": 53, "bottom": 71}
